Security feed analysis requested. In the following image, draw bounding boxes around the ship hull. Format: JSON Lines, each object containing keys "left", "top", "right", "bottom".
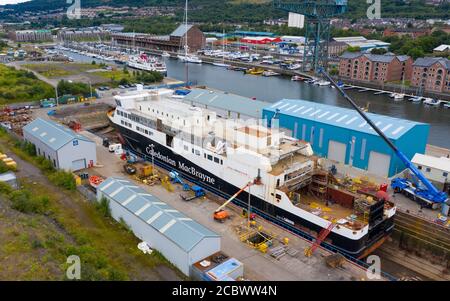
{"left": 114, "top": 124, "right": 394, "bottom": 258}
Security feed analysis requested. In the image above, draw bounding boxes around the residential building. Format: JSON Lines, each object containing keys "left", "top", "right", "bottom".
{"left": 383, "top": 28, "right": 431, "bottom": 38}
{"left": 410, "top": 57, "right": 450, "bottom": 93}
{"left": 339, "top": 52, "right": 413, "bottom": 83}
{"left": 9, "top": 30, "right": 52, "bottom": 42}
{"left": 328, "top": 41, "right": 348, "bottom": 58}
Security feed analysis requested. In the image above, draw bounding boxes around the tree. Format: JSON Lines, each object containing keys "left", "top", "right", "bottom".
{"left": 347, "top": 46, "right": 361, "bottom": 53}
{"left": 91, "top": 60, "right": 96, "bottom": 65}
{"left": 371, "top": 48, "right": 388, "bottom": 55}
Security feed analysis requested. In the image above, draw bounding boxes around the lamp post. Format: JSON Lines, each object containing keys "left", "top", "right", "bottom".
{"left": 149, "top": 143, "right": 155, "bottom": 176}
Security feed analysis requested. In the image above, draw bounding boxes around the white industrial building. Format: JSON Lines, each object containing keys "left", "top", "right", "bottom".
{"left": 412, "top": 154, "right": 450, "bottom": 188}
{"left": 97, "top": 177, "right": 221, "bottom": 276}
{"left": 23, "top": 118, "right": 96, "bottom": 171}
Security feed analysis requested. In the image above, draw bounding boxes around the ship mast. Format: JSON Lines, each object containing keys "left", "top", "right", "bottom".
{"left": 184, "top": 0, "right": 189, "bottom": 85}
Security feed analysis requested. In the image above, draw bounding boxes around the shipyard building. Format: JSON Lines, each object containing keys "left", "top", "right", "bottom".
{"left": 97, "top": 177, "right": 221, "bottom": 277}
{"left": 23, "top": 118, "right": 96, "bottom": 171}
{"left": 263, "top": 99, "right": 429, "bottom": 178}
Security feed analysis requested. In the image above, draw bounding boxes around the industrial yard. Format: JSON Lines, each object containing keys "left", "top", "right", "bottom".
{"left": 1, "top": 0, "right": 450, "bottom": 287}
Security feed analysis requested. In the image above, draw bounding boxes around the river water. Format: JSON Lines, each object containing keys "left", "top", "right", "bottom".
{"left": 64, "top": 51, "right": 450, "bottom": 148}
{"left": 164, "top": 58, "right": 450, "bottom": 149}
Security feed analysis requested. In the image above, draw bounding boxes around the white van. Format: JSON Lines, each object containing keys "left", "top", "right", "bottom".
{"left": 109, "top": 143, "right": 122, "bottom": 153}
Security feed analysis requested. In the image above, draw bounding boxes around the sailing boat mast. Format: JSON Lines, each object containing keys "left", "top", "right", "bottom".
{"left": 184, "top": 0, "right": 189, "bottom": 84}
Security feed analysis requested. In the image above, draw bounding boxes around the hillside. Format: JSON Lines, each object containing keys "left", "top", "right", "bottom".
{"left": 2, "top": 0, "right": 450, "bottom": 21}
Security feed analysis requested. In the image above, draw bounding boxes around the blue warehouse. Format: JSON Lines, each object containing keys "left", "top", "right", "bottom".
{"left": 263, "top": 99, "right": 429, "bottom": 178}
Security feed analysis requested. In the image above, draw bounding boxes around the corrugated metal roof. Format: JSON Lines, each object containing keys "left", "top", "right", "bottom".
{"left": 171, "top": 24, "right": 193, "bottom": 37}
{"left": 23, "top": 118, "right": 94, "bottom": 151}
{"left": 98, "top": 177, "right": 220, "bottom": 252}
{"left": 264, "top": 99, "right": 426, "bottom": 140}
{"left": 412, "top": 154, "right": 450, "bottom": 172}
{"left": 183, "top": 89, "right": 267, "bottom": 118}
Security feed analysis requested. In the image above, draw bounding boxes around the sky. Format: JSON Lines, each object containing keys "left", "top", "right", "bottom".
{"left": 0, "top": 0, "right": 31, "bottom": 5}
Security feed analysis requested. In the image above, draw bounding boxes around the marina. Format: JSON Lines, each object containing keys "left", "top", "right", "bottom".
{"left": 52, "top": 46, "right": 450, "bottom": 149}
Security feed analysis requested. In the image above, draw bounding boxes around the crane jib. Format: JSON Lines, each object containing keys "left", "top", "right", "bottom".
{"left": 318, "top": 68, "right": 449, "bottom": 205}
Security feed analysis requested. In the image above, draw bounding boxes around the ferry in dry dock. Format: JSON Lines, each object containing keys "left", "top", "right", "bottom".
{"left": 108, "top": 88, "right": 397, "bottom": 258}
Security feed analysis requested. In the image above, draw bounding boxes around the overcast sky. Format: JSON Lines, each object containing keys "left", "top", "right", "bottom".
{"left": 0, "top": 0, "right": 31, "bottom": 5}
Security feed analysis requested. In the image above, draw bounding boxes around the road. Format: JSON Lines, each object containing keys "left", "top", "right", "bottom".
{"left": 7, "top": 61, "right": 59, "bottom": 87}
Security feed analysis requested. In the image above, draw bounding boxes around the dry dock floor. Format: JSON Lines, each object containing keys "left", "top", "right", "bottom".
{"left": 82, "top": 130, "right": 381, "bottom": 281}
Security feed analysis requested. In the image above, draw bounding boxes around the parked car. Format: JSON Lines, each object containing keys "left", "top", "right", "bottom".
{"left": 123, "top": 164, "right": 137, "bottom": 175}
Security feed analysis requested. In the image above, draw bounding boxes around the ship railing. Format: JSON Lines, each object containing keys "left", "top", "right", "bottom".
{"left": 124, "top": 147, "right": 398, "bottom": 282}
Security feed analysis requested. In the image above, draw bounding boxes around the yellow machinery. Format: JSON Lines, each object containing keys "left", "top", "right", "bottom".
{"left": 161, "top": 176, "right": 174, "bottom": 192}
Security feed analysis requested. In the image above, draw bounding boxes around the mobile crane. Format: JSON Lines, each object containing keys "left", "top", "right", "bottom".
{"left": 319, "top": 68, "right": 449, "bottom": 217}
{"left": 214, "top": 176, "right": 262, "bottom": 222}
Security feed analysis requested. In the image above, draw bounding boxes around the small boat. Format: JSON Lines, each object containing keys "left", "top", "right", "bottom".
{"left": 245, "top": 68, "right": 264, "bottom": 76}
{"left": 227, "top": 66, "right": 247, "bottom": 72}
{"left": 305, "top": 79, "right": 317, "bottom": 84}
{"left": 409, "top": 96, "right": 424, "bottom": 103}
{"left": 444, "top": 103, "right": 450, "bottom": 109}
{"left": 287, "top": 63, "right": 302, "bottom": 70}
{"left": 315, "top": 80, "right": 331, "bottom": 86}
{"left": 291, "top": 75, "right": 304, "bottom": 81}
{"left": 161, "top": 52, "right": 170, "bottom": 57}
{"left": 392, "top": 93, "right": 405, "bottom": 101}
{"left": 89, "top": 175, "right": 104, "bottom": 189}
{"left": 212, "top": 62, "right": 230, "bottom": 68}
{"left": 178, "top": 54, "right": 202, "bottom": 64}
{"left": 263, "top": 70, "right": 280, "bottom": 77}
{"left": 423, "top": 98, "right": 441, "bottom": 107}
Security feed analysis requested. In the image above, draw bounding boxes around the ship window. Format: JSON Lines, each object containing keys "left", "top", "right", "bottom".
{"left": 204, "top": 153, "right": 206, "bottom": 158}
{"left": 136, "top": 126, "right": 140, "bottom": 131}
{"left": 207, "top": 154, "right": 213, "bottom": 161}
{"left": 418, "top": 165, "right": 422, "bottom": 170}
{"left": 276, "top": 194, "right": 282, "bottom": 200}
{"left": 183, "top": 145, "right": 188, "bottom": 151}
{"left": 220, "top": 160, "right": 223, "bottom": 165}
{"left": 152, "top": 109, "right": 154, "bottom": 112}
{"left": 195, "top": 150, "right": 201, "bottom": 156}
{"left": 426, "top": 168, "right": 431, "bottom": 173}
{"left": 145, "top": 130, "right": 148, "bottom": 134}
{"left": 214, "top": 157, "right": 220, "bottom": 164}
{"left": 444, "top": 172, "right": 448, "bottom": 177}
{"left": 121, "top": 120, "right": 124, "bottom": 125}
{"left": 139, "top": 106, "right": 142, "bottom": 111}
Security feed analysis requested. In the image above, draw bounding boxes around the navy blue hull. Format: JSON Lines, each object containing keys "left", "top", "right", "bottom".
{"left": 115, "top": 124, "right": 394, "bottom": 258}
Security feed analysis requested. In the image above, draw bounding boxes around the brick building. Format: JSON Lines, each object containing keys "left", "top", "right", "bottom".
{"left": 383, "top": 28, "right": 431, "bottom": 39}
{"left": 410, "top": 57, "right": 450, "bottom": 93}
{"left": 339, "top": 52, "right": 413, "bottom": 83}
{"left": 112, "top": 24, "right": 205, "bottom": 52}
{"left": 328, "top": 41, "right": 348, "bottom": 58}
